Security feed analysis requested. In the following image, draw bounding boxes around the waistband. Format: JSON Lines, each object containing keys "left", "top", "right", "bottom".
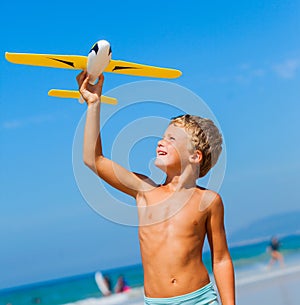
{"left": 144, "top": 282, "right": 218, "bottom": 305}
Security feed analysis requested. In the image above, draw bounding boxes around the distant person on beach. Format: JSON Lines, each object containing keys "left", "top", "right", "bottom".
{"left": 267, "top": 236, "right": 284, "bottom": 268}
{"left": 114, "top": 275, "right": 131, "bottom": 293}
{"left": 103, "top": 275, "right": 112, "bottom": 295}
{"left": 32, "top": 297, "right": 41, "bottom": 304}
{"left": 77, "top": 72, "right": 235, "bottom": 305}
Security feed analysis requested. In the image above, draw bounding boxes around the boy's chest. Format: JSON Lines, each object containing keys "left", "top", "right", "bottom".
{"left": 137, "top": 189, "right": 207, "bottom": 232}
{"left": 138, "top": 204, "right": 207, "bottom": 259}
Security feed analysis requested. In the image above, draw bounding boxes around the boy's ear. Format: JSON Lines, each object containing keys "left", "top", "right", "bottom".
{"left": 189, "top": 150, "right": 202, "bottom": 164}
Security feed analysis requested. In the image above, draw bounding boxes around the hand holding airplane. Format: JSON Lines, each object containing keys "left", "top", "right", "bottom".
{"left": 5, "top": 40, "right": 182, "bottom": 105}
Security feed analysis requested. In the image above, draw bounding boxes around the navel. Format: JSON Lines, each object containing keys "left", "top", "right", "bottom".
{"left": 171, "top": 278, "right": 177, "bottom": 284}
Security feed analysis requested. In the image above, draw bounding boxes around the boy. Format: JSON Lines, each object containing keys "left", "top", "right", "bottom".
{"left": 76, "top": 71, "right": 235, "bottom": 305}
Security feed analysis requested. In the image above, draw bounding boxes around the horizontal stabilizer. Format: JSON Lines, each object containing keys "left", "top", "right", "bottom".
{"left": 48, "top": 89, "right": 118, "bottom": 105}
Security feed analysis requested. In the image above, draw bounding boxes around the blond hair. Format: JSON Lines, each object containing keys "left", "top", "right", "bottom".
{"left": 170, "top": 114, "right": 223, "bottom": 177}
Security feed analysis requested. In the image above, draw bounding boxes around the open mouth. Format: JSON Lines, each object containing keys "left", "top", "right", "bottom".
{"left": 157, "top": 150, "right": 167, "bottom": 156}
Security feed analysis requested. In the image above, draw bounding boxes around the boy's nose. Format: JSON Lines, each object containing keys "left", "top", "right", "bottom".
{"left": 158, "top": 139, "right": 165, "bottom": 147}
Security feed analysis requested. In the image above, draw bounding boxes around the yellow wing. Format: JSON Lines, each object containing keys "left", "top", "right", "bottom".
{"left": 48, "top": 89, "right": 118, "bottom": 105}
{"left": 106, "top": 60, "right": 182, "bottom": 78}
{"left": 5, "top": 53, "right": 87, "bottom": 69}
{"left": 5, "top": 52, "right": 182, "bottom": 78}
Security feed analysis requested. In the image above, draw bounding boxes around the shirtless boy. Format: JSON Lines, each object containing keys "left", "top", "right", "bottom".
{"left": 77, "top": 71, "right": 235, "bottom": 305}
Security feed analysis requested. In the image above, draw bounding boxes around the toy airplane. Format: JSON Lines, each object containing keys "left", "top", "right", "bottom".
{"left": 5, "top": 40, "right": 182, "bottom": 105}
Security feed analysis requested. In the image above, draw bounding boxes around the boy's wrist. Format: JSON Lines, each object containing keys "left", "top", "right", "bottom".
{"left": 87, "top": 99, "right": 101, "bottom": 107}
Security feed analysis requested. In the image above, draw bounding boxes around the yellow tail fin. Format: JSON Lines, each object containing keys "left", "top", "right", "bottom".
{"left": 48, "top": 89, "right": 118, "bottom": 105}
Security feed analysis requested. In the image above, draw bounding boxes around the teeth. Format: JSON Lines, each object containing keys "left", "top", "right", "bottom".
{"left": 158, "top": 151, "right": 167, "bottom": 155}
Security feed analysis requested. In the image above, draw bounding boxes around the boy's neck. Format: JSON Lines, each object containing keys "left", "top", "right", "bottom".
{"left": 164, "top": 170, "right": 198, "bottom": 191}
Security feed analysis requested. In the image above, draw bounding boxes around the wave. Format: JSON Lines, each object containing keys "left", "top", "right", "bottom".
{"left": 63, "top": 288, "right": 144, "bottom": 305}
{"left": 236, "top": 263, "right": 300, "bottom": 286}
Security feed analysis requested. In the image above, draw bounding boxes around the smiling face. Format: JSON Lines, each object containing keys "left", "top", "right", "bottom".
{"left": 154, "top": 124, "right": 197, "bottom": 175}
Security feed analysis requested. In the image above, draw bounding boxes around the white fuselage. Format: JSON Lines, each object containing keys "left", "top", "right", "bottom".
{"left": 87, "top": 40, "right": 112, "bottom": 84}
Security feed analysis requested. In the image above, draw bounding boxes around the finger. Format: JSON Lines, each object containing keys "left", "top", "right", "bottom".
{"left": 99, "top": 74, "right": 104, "bottom": 82}
{"left": 80, "top": 73, "right": 90, "bottom": 91}
{"left": 76, "top": 70, "right": 87, "bottom": 86}
{"left": 76, "top": 70, "right": 84, "bottom": 82}
{"left": 97, "top": 74, "right": 104, "bottom": 87}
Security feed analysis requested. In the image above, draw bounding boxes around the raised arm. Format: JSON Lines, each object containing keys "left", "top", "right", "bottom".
{"left": 77, "top": 71, "right": 155, "bottom": 198}
{"left": 206, "top": 193, "right": 235, "bottom": 305}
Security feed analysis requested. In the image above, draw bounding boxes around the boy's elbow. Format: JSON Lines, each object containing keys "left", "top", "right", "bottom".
{"left": 83, "top": 158, "right": 92, "bottom": 168}
{"left": 83, "top": 155, "right": 102, "bottom": 173}
{"left": 213, "top": 252, "right": 232, "bottom": 265}
{"left": 83, "top": 157, "right": 96, "bottom": 172}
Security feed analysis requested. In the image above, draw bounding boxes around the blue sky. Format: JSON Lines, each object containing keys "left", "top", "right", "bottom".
{"left": 1, "top": 0, "right": 300, "bottom": 289}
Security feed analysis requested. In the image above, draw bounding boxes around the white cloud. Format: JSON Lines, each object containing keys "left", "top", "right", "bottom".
{"left": 206, "top": 64, "right": 266, "bottom": 85}
{"left": 273, "top": 59, "right": 300, "bottom": 79}
{"left": 239, "top": 63, "right": 251, "bottom": 70}
{"left": 233, "top": 65, "right": 266, "bottom": 84}
{"left": 1, "top": 114, "right": 55, "bottom": 130}
{"left": 201, "top": 57, "right": 299, "bottom": 85}
{"left": 252, "top": 69, "right": 265, "bottom": 77}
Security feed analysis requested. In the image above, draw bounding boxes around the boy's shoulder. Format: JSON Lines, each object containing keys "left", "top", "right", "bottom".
{"left": 135, "top": 173, "right": 158, "bottom": 189}
{"left": 195, "top": 186, "right": 222, "bottom": 212}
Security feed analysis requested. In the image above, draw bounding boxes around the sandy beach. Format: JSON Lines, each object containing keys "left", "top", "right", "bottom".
{"left": 236, "top": 263, "right": 300, "bottom": 305}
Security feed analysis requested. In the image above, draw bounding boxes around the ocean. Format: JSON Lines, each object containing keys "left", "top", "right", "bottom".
{"left": 1, "top": 233, "right": 300, "bottom": 305}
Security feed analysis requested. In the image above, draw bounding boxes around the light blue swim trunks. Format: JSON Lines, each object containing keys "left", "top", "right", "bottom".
{"left": 144, "top": 282, "right": 219, "bottom": 305}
